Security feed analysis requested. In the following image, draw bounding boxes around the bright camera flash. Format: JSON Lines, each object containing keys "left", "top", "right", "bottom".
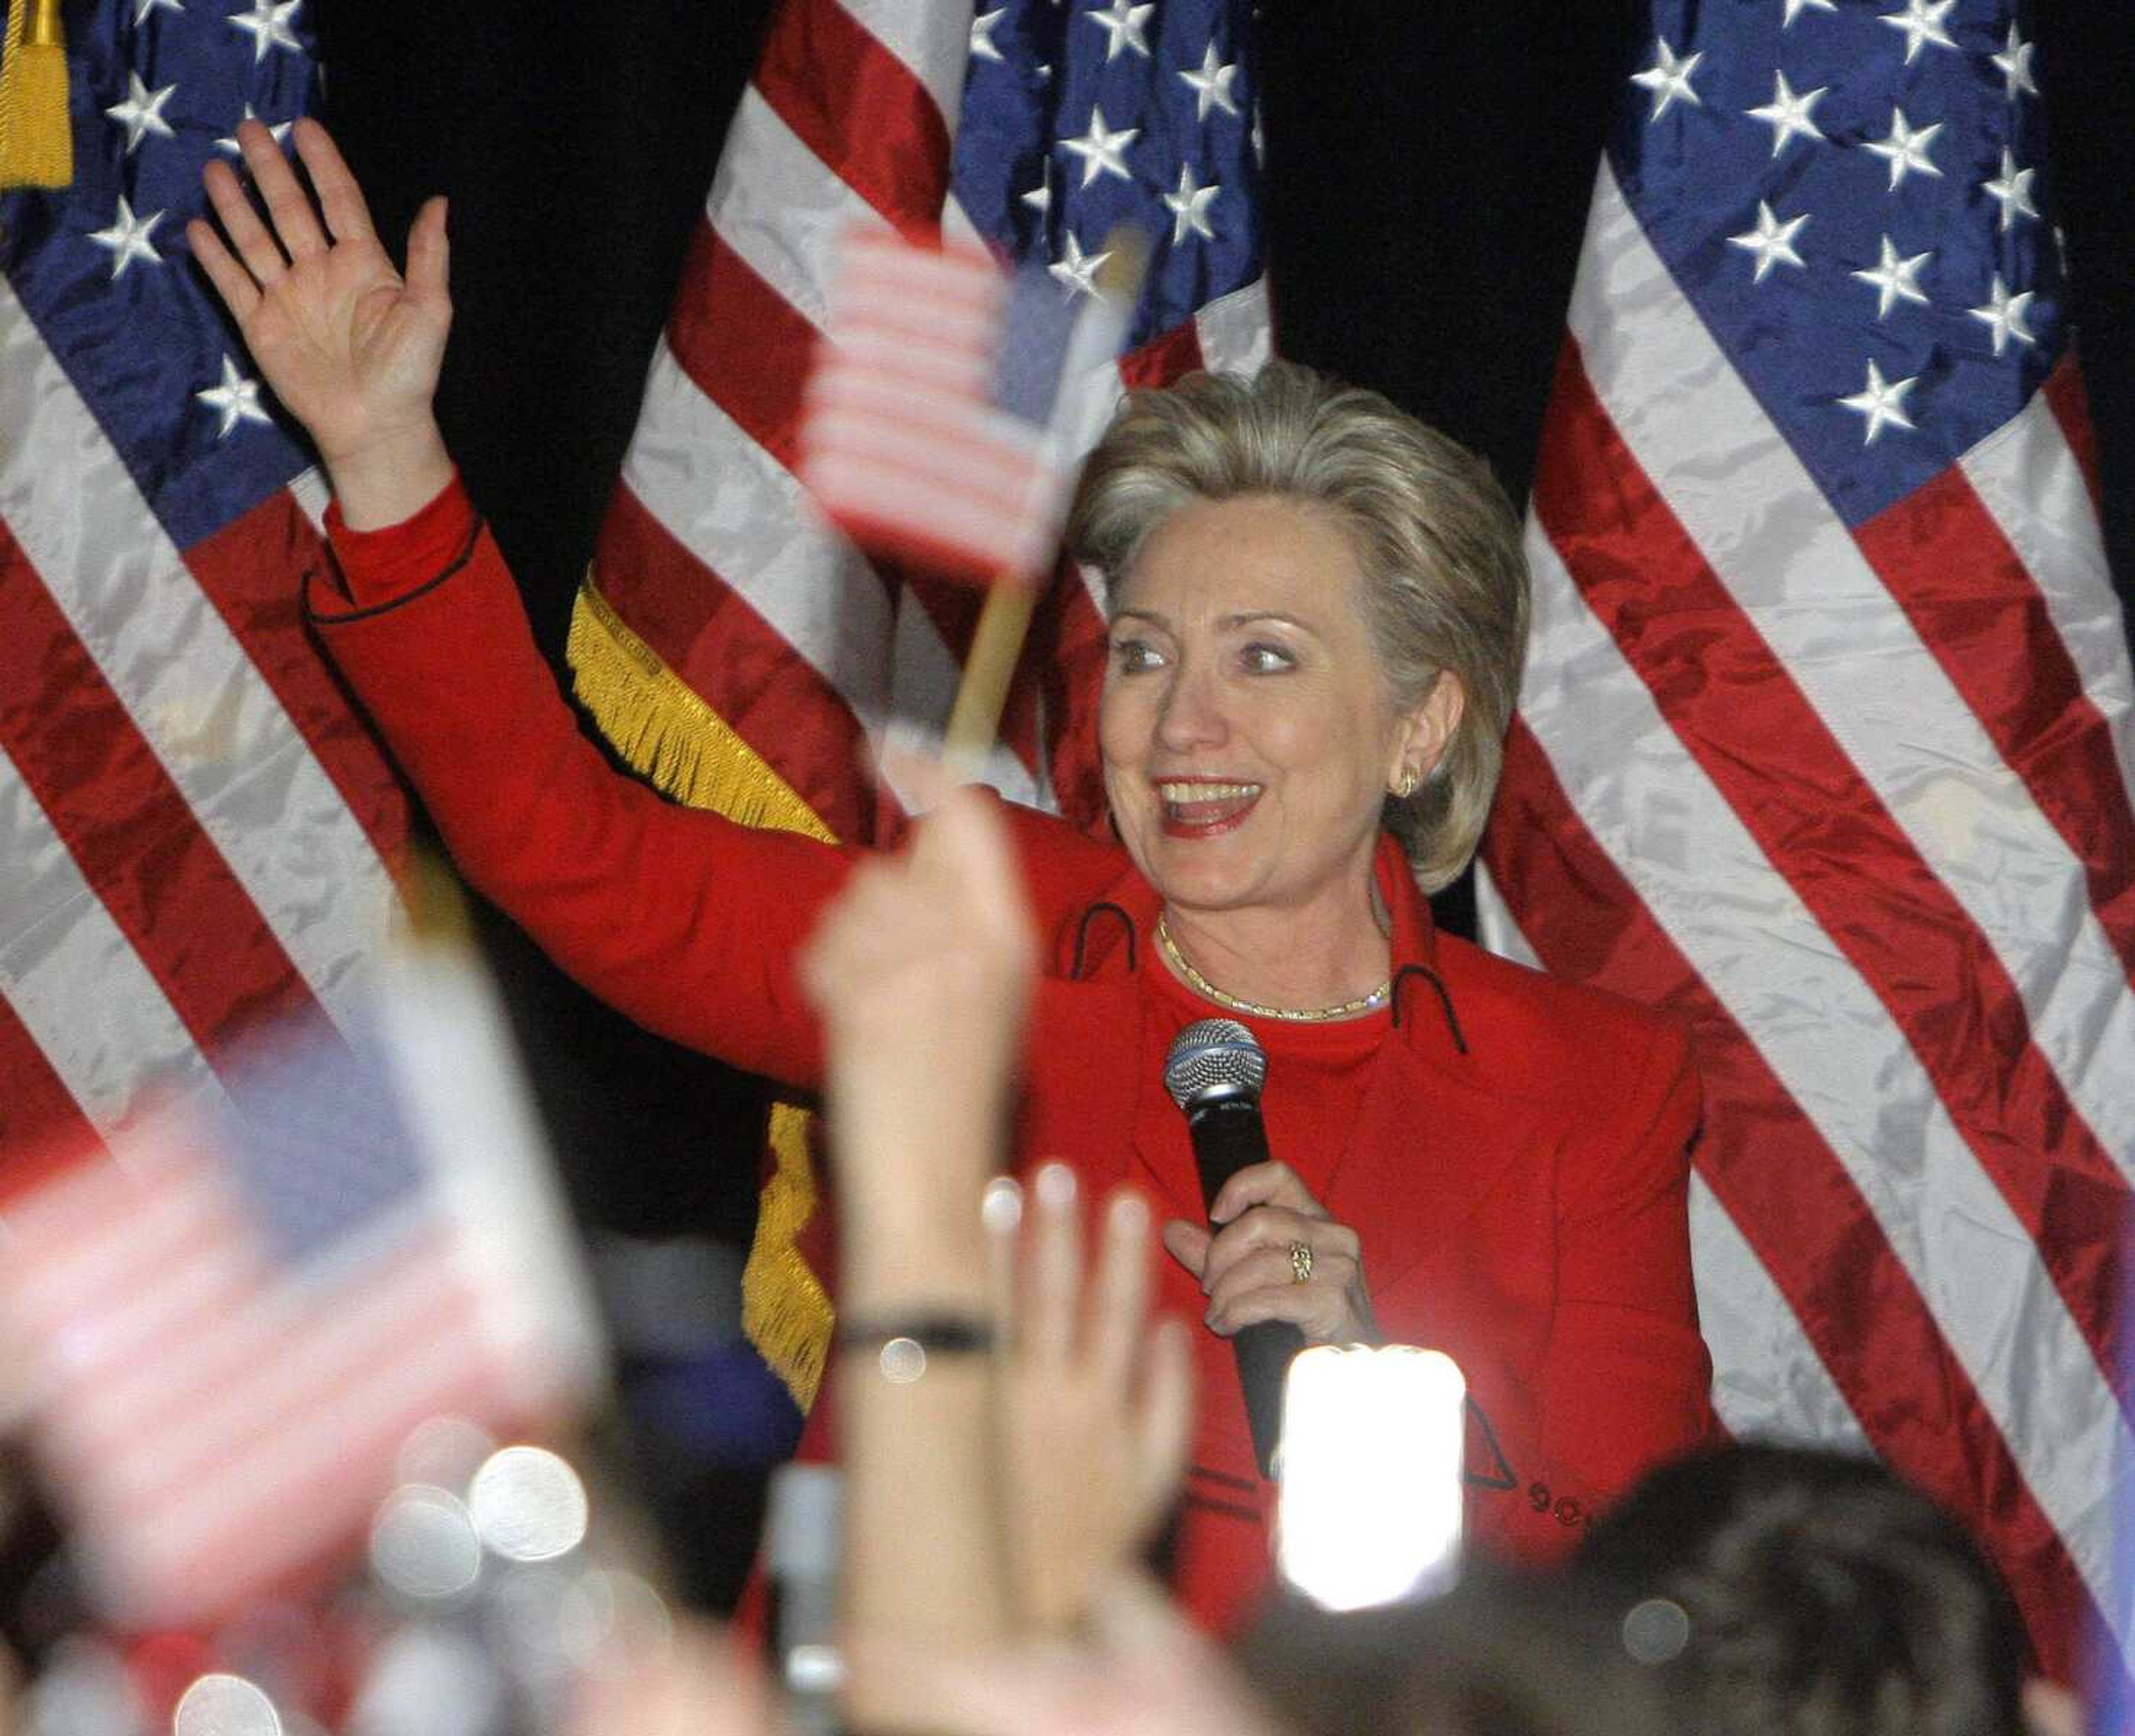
{"left": 1275, "top": 1344, "right": 1465, "bottom": 1611}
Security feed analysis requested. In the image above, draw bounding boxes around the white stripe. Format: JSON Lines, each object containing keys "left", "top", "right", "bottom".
{"left": 709, "top": 87, "right": 880, "bottom": 334}
{"left": 1517, "top": 517, "right": 2127, "bottom": 1642}
{"left": 1474, "top": 865, "right": 1874, "bottom": 1454}
{"left": 1572, "top": 160, "right": 2135, "bottom": 1178}
{"left": 0, "top": 282, "right": 397, "bottom": 1034}
{"left": 1193, "top": 276, "right": 1273, "bottom": 376}
{"left": 837, "top": 0, "right": 968, "bottom": 135}
{"left": 880, "top": 592, "right": 1045, "bottom": 813}
{"left": 1959, "top": 391, "right": 2135, "bottom": 813}
{"left": 0, "top": 752, "right": 216, "bottom": 1130}
{"left": 82, "top": 1232, "right": 454, "bottom": 1502}
{"left": 622, "top": 340, "right": 900, "bottom": 731}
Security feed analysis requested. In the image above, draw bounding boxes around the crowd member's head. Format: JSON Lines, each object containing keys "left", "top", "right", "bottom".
{"left": 1243, "top": 1568, "right": 1669, "bottom": 1736}
{"left": 1068, "top": 361, "right": 1528, "bottom": 899}
{"left": 1571, "top": 1442, "right": 2030, "bottom": 1736}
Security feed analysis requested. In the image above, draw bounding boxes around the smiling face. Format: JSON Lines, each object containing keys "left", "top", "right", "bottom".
{"left": 1100, "top": 493, "right": 1454, "bottom": 929}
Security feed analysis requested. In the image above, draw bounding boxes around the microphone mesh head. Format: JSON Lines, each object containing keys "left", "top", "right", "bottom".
{"left": 1163, "top": 1018, "right": 1267, "bottom": 1110}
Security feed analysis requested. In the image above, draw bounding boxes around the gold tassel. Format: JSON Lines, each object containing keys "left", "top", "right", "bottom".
{"left": 0, "top": 0, "right": 73, "bottom": 193}
{"left": 569, "top": 576, "right": 840, "bottom": 1407}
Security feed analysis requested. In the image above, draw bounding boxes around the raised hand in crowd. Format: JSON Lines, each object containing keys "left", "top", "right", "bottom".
{"left": 989, "top": 1165, "right": 1192, "bottom": 1634}
{"left": 189, "top": 119, "right": 454, "bottom": 528}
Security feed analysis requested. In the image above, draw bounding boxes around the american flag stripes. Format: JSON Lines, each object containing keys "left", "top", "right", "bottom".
{"left": 569, "top": 0, "right": 1269, "bottom": 1410}
{"left": 0, "top": 1, "right": 405, "bottom": 1169}
{"left": 1479, "top": 0, "right": 2133, "bottom": 1679}
{"left": 803, "top": 233, "right": 1118, "bottom": 588}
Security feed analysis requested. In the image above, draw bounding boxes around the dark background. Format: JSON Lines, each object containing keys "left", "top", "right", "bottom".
{"left": 308, "top": 0, "right": 2135, "bottom": 1597}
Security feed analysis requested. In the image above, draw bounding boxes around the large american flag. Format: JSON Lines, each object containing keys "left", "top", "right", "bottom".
{"left": 569, "top": 0, "right": 1269, "bottom": 1411}
{"left": 0, "top": 1, "right": 405, "bottom": 1167}
{"left": 1478, "top": 0, "right": 2134, "bottom": 1680}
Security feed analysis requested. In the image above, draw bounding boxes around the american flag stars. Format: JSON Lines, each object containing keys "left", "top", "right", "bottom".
{"left": 1626, "top": 0, "right": 2063, "bottom": 460}
{"left": 960, "top": 1, "right": 1261, "bottom": 333}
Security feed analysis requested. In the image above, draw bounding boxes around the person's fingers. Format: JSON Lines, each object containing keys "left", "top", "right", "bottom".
{"left": 1086, "top": 1188, "right": 1152, "bottom": 1387}
{"left": 981, "top": 1175, "right": 1022, "bottom": 1343}
{"left": 186, "top": 216, "right": 261, "bottom": 321}
{"left": 239, "top": 116, "right": 327, "bottom": 262}
{"left": 1207, "top": 1160, "right": 1320, "bottom": 1226}
{"left": 404, "top": 194, "right": 451, "bottom": 305}
{"left": 1160, "top": 1217, "right": 1210, "bottom": 1278}
{"left": 291, "top": 115, "right": 379, "bottom": 244}
{"left": 1202, "top": 1245, "right": 1300, "bottom": 1320}
{"left": 202, "top": 155, "right": 287, "bottom": 286}
{"left": 1025, "top": 1160, "right": 1081, "bottom": 1362}
{"left": 876, "top": 742, "right": 956, "bottom": 817}
{"left": 1196, "top": 1205, "right": 1311, "bottom": 1293}
{"left": 1131, "top": 1315, "right": 1195, "bottom": 1530}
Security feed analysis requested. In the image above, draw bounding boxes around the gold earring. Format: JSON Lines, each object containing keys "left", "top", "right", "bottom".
{"left": 1394, "top": 770, "right": 1419, "bottom": 800}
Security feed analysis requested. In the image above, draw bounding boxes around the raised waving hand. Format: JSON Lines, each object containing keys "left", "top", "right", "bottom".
{"left": 188, "top": 118, "right": 453, "bottom": 528}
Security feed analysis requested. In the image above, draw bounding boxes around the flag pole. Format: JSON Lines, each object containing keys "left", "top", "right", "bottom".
{"left": 941, "top": 581, "right": 1039, "bottom": 781}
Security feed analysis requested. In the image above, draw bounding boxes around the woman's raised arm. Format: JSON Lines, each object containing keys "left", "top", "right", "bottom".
{"left": 188, "top": 117, "right": 454, "bottom": 529}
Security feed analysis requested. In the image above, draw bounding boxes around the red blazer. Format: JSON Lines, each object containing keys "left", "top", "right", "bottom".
{"left": 316, "top": 484, "right": 1717, "bottom": 1629}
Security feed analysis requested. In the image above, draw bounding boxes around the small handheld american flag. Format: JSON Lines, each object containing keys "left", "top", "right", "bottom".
{"left": 0, "top": 906, "right": 606, "bottom": 1628}
{"left": 801, "top": 227, "right": 1135, "bottom": 589}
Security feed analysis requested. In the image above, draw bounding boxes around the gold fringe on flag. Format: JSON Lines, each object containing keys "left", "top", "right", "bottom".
{"left": 0, "top": 0, "right": 72, "bottom": 192}
{"left": 568, "top": 576, "right": 837, "bottom": 1408}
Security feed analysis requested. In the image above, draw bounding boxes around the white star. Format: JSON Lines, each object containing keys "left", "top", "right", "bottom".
{"left": 1728, "top": 200, "right": 1809, "bottom": 283}
{"left": 1992, "top": 23, "right": 2038, "bottom": 99}
{"left": 1747, "top": 69, "right": 1828, "bottom": 157}
{"left": 1048, "top": 229, "right": 1111, "bottom": 300}
{"left": 196, "top": 356, "right": 273, "bottom": 439}
{"left": 1839, "top": 359, "right": 1920, "bottom": 444}
{"left": 1861, "top": 107, "right": 1944, "bottom": 191}
{"left": 1783, "top": 0, "right": 1837, "bottom": 22}
{"left": 227, "top": 0, "right": 302, "bottom": 63}
{"left": 1061, "top": 104, "right": 1138, "bottom": 189}
{"left": 215, "top": 103, "right": 294, "bottom": 154}
{"left": 1179, "top": 42, "right": 1240, "bottom": 122}
{"left": 105, "top": 71, "right": 178, "bottom": 153}
{"left": 1084, "top": 0, "right": 1153, "bottom": 63}
{"left": 1850, "top": 235, "right": 1933, "bottom": 319}
{"left": 88, "top": 194, "right": 165, "bottom": 279}
{"left": 1250, "top": 102, "right": 1264, "bottom": 165}
{"left": 135, "top": 0, "right": 182, "bottom": 20}
{"left": 1982, "top": 148, "right": 2039, "bottom": 231}
{"left": 1969, "top": 274, "right": 2037, "bottom": 356}
{"left": 1630, "top": 38, "right": 1702, "bottom": 121}
{"left": 970, "top": 6, "right": 1007, "bottom": 63}
{"left": 1161, "top": 162, "right": 1219, "bottom": 245}
{"left": 1021, "top": 156, "right": 1052, "bottom": 217}
{"left": 1879, "top": 0, "right": 1958, "bottom": 65}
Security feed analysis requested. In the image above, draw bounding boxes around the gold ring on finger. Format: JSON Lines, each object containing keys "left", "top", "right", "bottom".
{"left": 1289, "top": 1239, "right": 1314, "bottom": 1284}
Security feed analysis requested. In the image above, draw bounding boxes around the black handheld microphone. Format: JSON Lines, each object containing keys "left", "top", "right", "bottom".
{"left": 1164, "top": 1018, "right": 1305, "bottom": 1480}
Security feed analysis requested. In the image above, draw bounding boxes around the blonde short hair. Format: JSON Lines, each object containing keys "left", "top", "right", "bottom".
{"left": 1066, "top": 361, "right": 1530, "bottom": 895}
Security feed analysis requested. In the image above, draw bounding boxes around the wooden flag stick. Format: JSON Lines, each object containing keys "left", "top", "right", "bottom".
{"left": 942, "top": 580, "right": 1039, "bottom": 780}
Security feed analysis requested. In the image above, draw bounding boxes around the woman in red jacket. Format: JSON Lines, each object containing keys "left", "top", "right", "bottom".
{"left": 192, "top": 120, "right": 1716, "bottom": 1630}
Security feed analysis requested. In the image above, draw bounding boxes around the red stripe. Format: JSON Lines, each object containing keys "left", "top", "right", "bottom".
{"left": 0, "top": 988, "right": 102, "bottom": 1180}
{"left": 2042, "top": 353, "right": 2103, "bottom": 516}
{"left": 752, "top": 0, "right": 953, "bottom": 239}
{"left": 1121, "top": 318, "right": 1205, "bottom": 390}
{"left": 593, "top": 487, "right": 893, "bottom": 844}
{"left": 182, "top": 490, "right": 409, "bottom": 872}
{"left": 1482, "top": 718, "right": 2096, "bottom": 1681}
{"left": 667, "top": 222, "right": 818, "bottom": 480}
{"left": 1533, "top": 338, "right": 2131, "bottom": 1401}
{"left": 1853, "top": 450, "right": 2135, "bottom": 990}
{"left": 0, "top": 527, "right": 320, "bottom": 1066}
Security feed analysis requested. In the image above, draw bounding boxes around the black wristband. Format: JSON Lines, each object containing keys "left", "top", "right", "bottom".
{"left": 835, "top": 1312, "right": 996, "bottom": 1356}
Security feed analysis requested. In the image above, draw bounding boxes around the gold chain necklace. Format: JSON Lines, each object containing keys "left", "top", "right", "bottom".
{"left": 1155, "top": 914, "right": 1392, "bottom": 1023}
